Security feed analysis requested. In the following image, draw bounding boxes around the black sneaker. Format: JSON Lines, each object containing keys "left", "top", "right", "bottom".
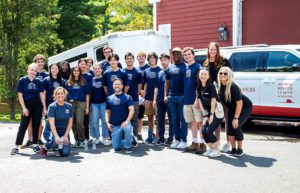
{"left": 33, "top": 146, "right": 41, "bottom": 153}
{"left": 132, "top": 136, "right": 138, "bottom": 147}
{"left": 156, "top": 138, "right": 165, "bottom": 145}
{"left": 229, "top": 148, "right": 237, "bottom": 155}
{"left": 10, "top": 148, "right": 19, "bottom": 155}
{"left": 165, "top": 138, "right": 173, "bottom": 145}
{"left": 125, "top": 148, "right": 132, "bottom": 153}
{"left": 235, "top": 148, "right": 244, "bottom": 156}
{"left": 21, "top": 140, "right": 33, "bottom": 149}
{"left": 137, "top": 134, "right": 144, "bottom": 143}
{"left": 37, "top": 140, "right": 44, "bottom": 145}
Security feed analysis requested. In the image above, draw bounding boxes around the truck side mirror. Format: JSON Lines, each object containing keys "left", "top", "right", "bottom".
{"left": 292, "top": 63, "right": 300, "bottom": 71}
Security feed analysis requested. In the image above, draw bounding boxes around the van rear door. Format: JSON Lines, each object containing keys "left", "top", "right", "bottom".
{"left": 260, "top": 51, "right": 300, "bottom": 118}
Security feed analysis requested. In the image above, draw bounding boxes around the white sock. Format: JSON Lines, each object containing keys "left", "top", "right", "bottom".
{"left": 199, "top": 138, "right": 205, "bottom": 143}
{"left": 193, "top": 138, "right": 198, "bottom": 143}
{"left": 15, "top": 145, "right": 19, "bottom": 149}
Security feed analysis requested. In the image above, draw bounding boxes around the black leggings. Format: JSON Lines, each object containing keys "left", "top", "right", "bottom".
{"left": 15, "top": 98, "right": 42, "bottom": 145}
{"left": 84, "top": 114, "right": 89, "bottom": 140}
{"left": 227, "top": 106, "right": 252, "bottom": 141}
{"left": 202, "top": 115, "right": 223, "bottom": 143}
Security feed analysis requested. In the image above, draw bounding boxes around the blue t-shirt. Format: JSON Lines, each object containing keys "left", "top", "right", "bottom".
{"left": 66, "top": 80, "right": 90, "bottom": 102}
{"left": 88, "top": 70, "right": 95, "bottom": 77}
{"left": 125, "top": 68, "right": 143, "bottom": 101}
{"left": 155, "top": 70, "right": 167, "bottom": 102}
{"left": 36, "top": 71, "right": 49, "bottom": 81}
{"left": 165, "top": 62, "right": 186, "bottom": 96}
{"left": 91, "top": 77, "right": 107, "bottom": 103}
{"left": 100, "top": 60, "right": 123, "bottom": 73}
{"left": 106, "top": 93, "right": 133, "bottom": 126}
{"left": 17, "top": 76, "right": 43, "bottom": 101}
{"left": 42, "top": 77, "right": 66, "bottom": 107}
{"left": 48, "top": 102, "right": 73, "bottom": 136}
{"left": 184, "top": 62, "right": 201, "bottom": 105}
{"left": 144, "top": 66, "right": 162, "bottom": 101}
{"left": 136, "top": 64, "right": 150, "bottom": 87}
{"left": 82, "top": 73, "right": 93, "bottom": 94}
{"left": 103, "top": 68, "right": 129, "bottom": 96}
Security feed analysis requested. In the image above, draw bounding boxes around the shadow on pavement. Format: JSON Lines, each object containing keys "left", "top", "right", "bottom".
{"left": 114, "top": 143, "right": 165, "bottom": 157}
{"left": 208, "top": 153, "right": 277, "bottom": 167}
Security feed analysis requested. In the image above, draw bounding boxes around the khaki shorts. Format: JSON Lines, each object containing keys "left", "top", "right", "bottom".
{"left": 183, "top": 105, "right": 203, "bottom": 123}
{"left": 144, "top": 100, "right": 156, "bottom": 116}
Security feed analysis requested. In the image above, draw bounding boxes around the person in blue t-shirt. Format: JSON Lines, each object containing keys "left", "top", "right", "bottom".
{"left": 106, "top": 78, "right": 134, "bottom": 152}
{"left": 135, "top": 51, "right": 150, "bottom": 142}
{"left": 144, "top": 52, "right": 161, "bottom": 143}
{"left": 86, "top": 57, "right": 95, "bottom": 77}
{"left": 41, "top": 87, "right": 73, "bottom": 157}
{"left": 103, "top": 54, "right": 129, "bottom": 96}
{"left": 22, "top": 54, "right": 49, "bottom": 149}
{"left": 42, "top": 63, "right": 66, "bottom": 108}
{"left": 164, "top": 47, "right": 188, "bottom": 148}
{"left": 90, "top": 63, "right": 110, "bottom": 147}
{"left": 100, "top": 46, "right": 122, "bottom": 73}
{"left": 182, "top": 47, "right": 205, "bottom": 153}
{"left": 153, "top": 53, "right": 174, "bottom": 145}
{"left": 78, "top": 58, "right": 92, "bottom": 142}
{"left": 66, "top": 66, "right": 90, "bottom": 148}
{"left": 124, "top": 52, "right": 143, "bottom": 138}
{"left": 10, "top": 63, "right": 46, "bottom": 155}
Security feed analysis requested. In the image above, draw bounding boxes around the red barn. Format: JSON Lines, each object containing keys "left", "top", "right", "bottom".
{"left": 154, "top": 0, "right": 300, "bottom": 49}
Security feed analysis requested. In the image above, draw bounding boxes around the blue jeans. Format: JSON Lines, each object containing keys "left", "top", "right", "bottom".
{"left": 111, "top": 123, "right": 133, "bottom": 150}
{"left": 168, "top": 95, "right": 188, "bottom": 142}
{"left": 43, "top": 123, "right": 70, "bottom": 157}
{"left": 157, "top": 101, "right": 174, "bottom": 140}
{"left": 90, "top": 102, "right": 109, "bottom": 139}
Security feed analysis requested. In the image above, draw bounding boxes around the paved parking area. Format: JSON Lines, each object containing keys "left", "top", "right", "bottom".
{"left": 0, "top": 123, "right": 299, "bottom": 193}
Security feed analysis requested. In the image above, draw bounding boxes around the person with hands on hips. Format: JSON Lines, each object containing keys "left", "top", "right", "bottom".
{"left": 106, "top": 78, "right": 135, "bottom": 153}
{"left": 40, "top": 87, "right": 73, "bottom": 157}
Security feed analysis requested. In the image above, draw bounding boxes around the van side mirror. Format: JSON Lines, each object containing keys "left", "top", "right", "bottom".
{"left": 292, "top": 63, "right": 300, "bottom": 71}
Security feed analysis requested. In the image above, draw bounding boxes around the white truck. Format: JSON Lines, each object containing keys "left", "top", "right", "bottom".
{"left": 48, "top": 30, "right": 170, "bottom": 68}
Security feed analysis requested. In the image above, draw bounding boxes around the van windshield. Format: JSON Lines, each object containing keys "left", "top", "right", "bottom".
{"left": 297, "top": 49, "right": 300, "bottom": 53}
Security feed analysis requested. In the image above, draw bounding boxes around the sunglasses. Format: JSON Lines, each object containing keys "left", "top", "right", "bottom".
{"left": 219, "top": 72, "right": 228, "bottom": 76}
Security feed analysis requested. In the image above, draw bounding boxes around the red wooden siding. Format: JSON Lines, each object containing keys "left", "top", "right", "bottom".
{"left": 243, "top": 0, "right": 300, "bottom": 45}
{"left": 157, "top": 0, "right": 233, "bottom": 50}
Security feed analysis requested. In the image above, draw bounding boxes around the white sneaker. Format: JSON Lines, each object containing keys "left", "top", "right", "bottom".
{"left": 221, "top": 143, "right": 231, "bottom": 153}
{"left": 102, "top": 138, "right": 112, "bottom": 146}
{"left": 92, "top": 139, "right": 97, "bottom": 150}
{"left": 208, "top": 149, "right": 221, "bottom": 158}
{"left": 170, "top": 140, "right": 180, "bottom": 148}
{"left": 84, "top": 139, "right": 88, "bottom": 151}
{"left": 203, "top": 149, "right": 214, "bottom": 157}
{"left": 176, "top": 141, "right": 187, "bottom": 149}
{"left": 79, "top": 141, "right": 85, "bottom": 148}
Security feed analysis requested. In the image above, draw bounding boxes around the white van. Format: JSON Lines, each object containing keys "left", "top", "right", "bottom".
{"left": 195, "top": 45, "right": 300, "bottom": 122}
{"left": 48, "top": 30, "right": 170, "bottom": 68}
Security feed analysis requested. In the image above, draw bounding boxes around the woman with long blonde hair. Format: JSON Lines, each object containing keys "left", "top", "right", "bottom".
{"left": 217, "top": 67, "right": 252, "bottom": 156}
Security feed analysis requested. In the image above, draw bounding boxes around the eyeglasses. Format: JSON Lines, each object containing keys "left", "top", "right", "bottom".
{"left": 104, "top": 51, "right": 112, "bottom": 54}
{"left": 219, "top": 72, "right": 228, "bottom": 76}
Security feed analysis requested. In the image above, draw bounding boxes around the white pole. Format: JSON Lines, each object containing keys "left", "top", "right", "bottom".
{"left": 232, "top": 0, "right": 243, "bottom": 46}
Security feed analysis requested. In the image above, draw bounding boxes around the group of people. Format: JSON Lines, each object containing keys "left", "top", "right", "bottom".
{"left": 10, "top": 42, "right": 253, "bottom": 158}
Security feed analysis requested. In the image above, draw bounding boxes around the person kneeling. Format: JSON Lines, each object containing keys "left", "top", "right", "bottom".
{"left": 41, "top": 87, "right": 73, "bottom": 157}
{"left": 106, "top": 78, "right": 135, "bottom": 153}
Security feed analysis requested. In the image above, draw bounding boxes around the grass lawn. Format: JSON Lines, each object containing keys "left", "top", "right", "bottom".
{"left": 0, "top": 102, "right": 21, "bottom": 123}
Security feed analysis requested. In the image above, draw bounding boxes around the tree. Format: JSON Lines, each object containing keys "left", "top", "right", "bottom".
{"left": 105, "top": 0, "right": 153, "bottom": 33}
{"left": 57, "top": 0, "right": 107, "bottom": 51}
{"left": 0, "top": 0, "right": 62, "bottom": 119}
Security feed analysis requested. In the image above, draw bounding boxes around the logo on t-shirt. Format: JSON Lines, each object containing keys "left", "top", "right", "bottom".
{"left": 170, "top": 67, "right": 179, "bottom": 74}
{"left": 65, "top": 109, "right": 70, "bottom": 114}
{"left": 53, "top": 82, "right": 60, "bottom": 88}
{"left": 110, "top": 75, "right": 118, "bottom": 82}
{"left": 93, "top": 80, "right": 102, "bottom": 88}
{"left": 127, "top": 73, "right": 133, "bottom": 80}
{"left": 186, "top": 69, "right": 191, "bottom": 78}
{"left": 28, "top": 83, "right": 36, "bottom": 90}
{"left": 73, "top": 83, "right": 80, "bottom": 89}
{"left": 36, "top": 76, "right": 43, "bottom": 81}
{"left": 112, "top": 97, "right": 121, "bottom": 105}
{"left": 149, "top": 72, "right": 156, "bottom": 79}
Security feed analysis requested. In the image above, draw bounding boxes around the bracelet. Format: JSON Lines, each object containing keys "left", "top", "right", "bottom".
{"left": 234, "top": 117, "right": 239, "bottom": 120}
